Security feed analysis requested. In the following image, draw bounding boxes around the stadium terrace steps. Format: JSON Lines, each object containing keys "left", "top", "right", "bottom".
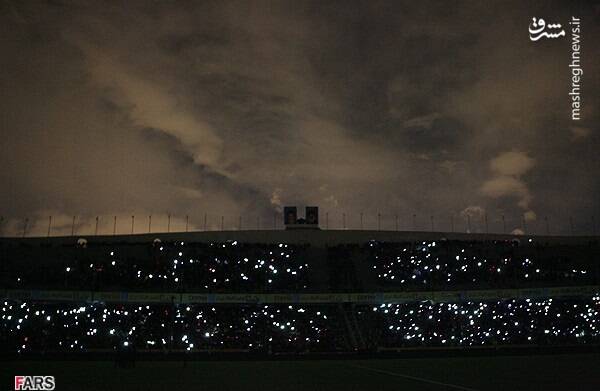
{"left": 3, "top": 285, "right": 599, "bottom": 304}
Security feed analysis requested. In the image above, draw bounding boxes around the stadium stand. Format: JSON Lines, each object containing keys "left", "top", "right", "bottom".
{"left": 1, "top": 231, "right": 599, "bottom": 356}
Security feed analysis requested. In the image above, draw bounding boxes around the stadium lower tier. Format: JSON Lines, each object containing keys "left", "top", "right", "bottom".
{"left": 2, "top": 295, "right": 599, "bottom": 355}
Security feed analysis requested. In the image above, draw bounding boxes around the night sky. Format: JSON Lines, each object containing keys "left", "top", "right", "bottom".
{"left": 1, "top": 1, "right": 598, "bottom": 236}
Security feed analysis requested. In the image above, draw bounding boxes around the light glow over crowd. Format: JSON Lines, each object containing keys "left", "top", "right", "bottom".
{"left": 2, "top": 296, "right": 598, "bottom": 354}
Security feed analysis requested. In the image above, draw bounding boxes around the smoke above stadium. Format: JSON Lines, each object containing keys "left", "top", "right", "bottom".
{"left": 0, "top": 1, "right": 598, "bottom": 236}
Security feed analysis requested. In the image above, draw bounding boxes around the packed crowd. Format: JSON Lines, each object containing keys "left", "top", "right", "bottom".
{"left": 6, "top": 241, "right": 310, "bottom": 292}
{"left": 358, "top": 295, "right": 600, "bottom": 349}
{"left": 364, "top": 240, "right": 598, "bottom": 290}
{"left": 3, "top": 239, "right": 599, "bottom": 293}
{"left": 0, "top": 301, "right": 342, "bottom": 354}
{"left": 2, "top": 295, "right": 598, "bottom": 354}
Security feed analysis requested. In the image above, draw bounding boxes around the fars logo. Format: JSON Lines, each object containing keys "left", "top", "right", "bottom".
{"left": 14, "top": 376, "right": 55, "bottom": 391}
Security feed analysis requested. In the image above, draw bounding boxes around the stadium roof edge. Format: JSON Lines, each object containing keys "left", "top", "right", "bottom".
{"left": 1, "top": 229, "right": 598, "bottom": 247}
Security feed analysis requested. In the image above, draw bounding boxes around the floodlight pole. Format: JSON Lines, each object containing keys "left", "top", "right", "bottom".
{"left": 484, "top": 214, "right": 489, "bottom": 234}
{"left": 47, "top": 216, "right": 52, "bottom": 237}
{"left": 95, "top": 216, "right": 99, "bottom": 236}
{"left": 569, "top": 217, "right": 574, "bottom": 235}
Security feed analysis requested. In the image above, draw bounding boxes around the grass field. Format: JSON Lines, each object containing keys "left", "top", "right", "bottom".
{"left": 4, "top": 354, "right": 600, "bottom": 391}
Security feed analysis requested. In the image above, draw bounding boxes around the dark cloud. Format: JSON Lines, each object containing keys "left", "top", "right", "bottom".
{"left": 0, "top": 0, "right": 598, "bottom": 236}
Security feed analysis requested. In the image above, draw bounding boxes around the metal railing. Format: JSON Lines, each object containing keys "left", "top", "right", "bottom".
{"left": 0, "top": 212, "right": 597, "bottom": 238}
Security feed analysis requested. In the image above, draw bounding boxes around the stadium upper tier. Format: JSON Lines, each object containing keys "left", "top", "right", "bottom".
{"left": 2, "top": 231, "right": 599, "bottom": 293}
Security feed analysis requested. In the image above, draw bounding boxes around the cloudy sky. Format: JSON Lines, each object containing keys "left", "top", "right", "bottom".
{"left": 1, "top": 0, "right": 598, "bottom": 236}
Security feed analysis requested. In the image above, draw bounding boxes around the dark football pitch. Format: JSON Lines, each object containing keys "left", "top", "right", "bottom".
{"left": 4, "top": 353, "right": 600, "bottom": 391}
